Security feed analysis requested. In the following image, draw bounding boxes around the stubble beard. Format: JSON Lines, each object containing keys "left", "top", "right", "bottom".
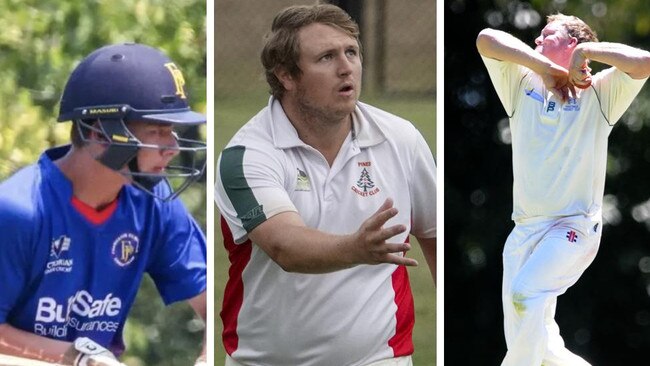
{"left": 295, "top": 86, "right": 357, "bottom": 129}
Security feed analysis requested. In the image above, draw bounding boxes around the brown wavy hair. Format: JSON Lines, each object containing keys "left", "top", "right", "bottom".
{"left": 261, "top": 4, "right": 361, "bottom": 100}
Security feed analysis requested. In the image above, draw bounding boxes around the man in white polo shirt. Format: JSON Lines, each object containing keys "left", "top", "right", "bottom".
{"left": 214, "top": 4, "right": 436, "bottom": 366}
{"left": 477, "top": 13, "right": 650, "bottom": 365}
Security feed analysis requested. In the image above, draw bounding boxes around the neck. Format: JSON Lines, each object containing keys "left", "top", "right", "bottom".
{"left": 54, "top": 145, "right": 126, "bottom": 209}
{"left": 280, "top": 99, "right": 353, "bottom": 166}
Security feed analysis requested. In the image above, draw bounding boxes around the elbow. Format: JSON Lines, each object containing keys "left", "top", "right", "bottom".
{"left": 476, "top": 28, "right": 496, "bottom": 54}
{"left": 274, "top": 255, "right": 297, "bottom": 273}
{"left": 634, "top": 53, "right": 650, "bottom": 79}
{"left": 263, "top": 243, "right": 301, "bottom": 273}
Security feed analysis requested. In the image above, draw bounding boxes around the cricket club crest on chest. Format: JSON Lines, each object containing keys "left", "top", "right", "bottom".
{"left": 111, "top": 233, "right": 140, "bottom": 267}
{"left": 351, "top": 161, "right": 381, "bottom": 197}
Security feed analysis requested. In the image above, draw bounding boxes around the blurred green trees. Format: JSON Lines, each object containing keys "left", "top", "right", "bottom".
{"left": 0, "top": 1, "right": 207, "bottom": 365}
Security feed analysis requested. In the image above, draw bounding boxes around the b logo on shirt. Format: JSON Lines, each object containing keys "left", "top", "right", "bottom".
{"left": 111, "top": 233, "right": 140, "bottom": 267}
{"left": 546, "top": 101, "right": 556, "bottom": 113}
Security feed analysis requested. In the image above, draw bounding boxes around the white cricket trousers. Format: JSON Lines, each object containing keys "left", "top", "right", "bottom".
{"left": 225, "top": 355, "right": 413, "bottom": 366}
{"left": 501, "top": 214, "right": 601, "bottom": 366}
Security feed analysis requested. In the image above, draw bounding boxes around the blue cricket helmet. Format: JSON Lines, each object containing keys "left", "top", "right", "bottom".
{"left": 57, "top": 43, "right": 206, "bottom": 201}
{"left": 58, "top": 43, "right": 205, "bottom": 125}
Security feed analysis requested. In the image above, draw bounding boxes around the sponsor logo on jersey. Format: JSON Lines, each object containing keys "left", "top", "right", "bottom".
{"left": 50, "top": 235, "right": 71, "bottom": 258}
{"left": 352, "top": 162, "right": 381, "bottom": 197}
{"left": 111, "top": 233, "right": 139, "bottom": 267}
{"left": 33, "top": 290, "right": 122, "bottom": 338}
{"left": 524, "top": 87, "right": 544, "bottom": 103}
{"left": 239, "top": 205, "right": 264, "bottom": 221}
{"left": 296, "top": 168, "right": 311, "bottom": 191}
{"left": 563, "top": 97, "right": 581, "bottom": 112}
{"left": 46, "top": 236, "right": 74, "bottom": 275}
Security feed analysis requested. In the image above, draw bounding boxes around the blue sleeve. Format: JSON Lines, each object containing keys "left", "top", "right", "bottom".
{"left": 0, "top": 200, "right": 34, "bottom": 324}
{"left": 147, "top": 198, "right": 207, "bottom": 305}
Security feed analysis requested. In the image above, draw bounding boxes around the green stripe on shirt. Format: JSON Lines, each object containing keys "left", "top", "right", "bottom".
{"left": 220, "top": 146, "right": 267, "bottom": 233}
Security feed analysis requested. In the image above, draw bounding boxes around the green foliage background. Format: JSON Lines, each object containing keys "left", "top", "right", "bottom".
{"left": 0, "top": 1, "right": 207, "bottom": 365}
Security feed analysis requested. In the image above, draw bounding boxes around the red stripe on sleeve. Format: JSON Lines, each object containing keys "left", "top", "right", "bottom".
{"left": 220, "top": 216, "right": 252, "bottom": 356}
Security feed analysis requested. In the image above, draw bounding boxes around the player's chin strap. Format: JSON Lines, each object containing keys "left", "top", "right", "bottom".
{"left": 64, "top": 337, "right": 126, "bottom": 366}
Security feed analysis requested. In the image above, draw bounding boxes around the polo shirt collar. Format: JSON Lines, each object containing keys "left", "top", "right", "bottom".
{"left": 269, "top": 97, "right": 387, "bottom": 149}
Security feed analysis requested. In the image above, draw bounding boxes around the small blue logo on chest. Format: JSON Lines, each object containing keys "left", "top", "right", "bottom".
{"left": 525, "top": 88, "right": 544, "bottom": 103}
{"left": 525, "top": 88, "right": 581, "bottom": 112}
{"left": 563, "top": 97, "right": 580, "bottom": 111}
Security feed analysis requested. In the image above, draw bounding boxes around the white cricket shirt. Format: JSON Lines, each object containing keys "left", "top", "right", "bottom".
{"left": 215, "top": 97, "right": 436, "bottom": 366}
{"left": 482, "top": 56, "right": 646, "bottom": 222}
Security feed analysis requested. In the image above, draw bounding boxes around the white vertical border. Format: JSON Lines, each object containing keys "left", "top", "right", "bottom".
{"left": 205, "top": 0, "right": 215, "bottom": 364}
{"left": 436, "top": 0, "right": 444, "bottom": 365}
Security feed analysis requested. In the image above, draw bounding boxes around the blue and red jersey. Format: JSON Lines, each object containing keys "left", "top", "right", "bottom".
{"left": 0, "top": 146, "right": 206, "bottom": 355}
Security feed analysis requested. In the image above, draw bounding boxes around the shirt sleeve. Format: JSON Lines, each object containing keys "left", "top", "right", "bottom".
{"left": 215, "top": 144, "right": 297, "bottom": 244}
{"left": 593, "top": 67, "right": 648, "bottom": 125}
{"left": 409, "top": 131, "right": 437, "bottom": 238}
{"left": 0, "top": 202, "right": 33, "bottom": 323}
{"left": 147, "top": 199, "right": 207, "bottom": 305}
{"left": 481, "top": 55, "right": 529, "bottom": 117}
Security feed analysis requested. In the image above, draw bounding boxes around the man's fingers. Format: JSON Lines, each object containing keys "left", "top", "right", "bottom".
{"left": 376, "top": 224, "right": 407, "bottom": 242}
{"left": 365, "top": 223, "right": 407, "bottom": 244}
{"left": 384, "top": 253, "right": 419, "bottom": 267}
{"left": 381, "top": 242, "right": 411, "bottom": 254}
{"left": 373, "top": 198, "right": 394, "bottom": 215}
{"left": 367, "top": 204, "right": 399, "bottom": 230}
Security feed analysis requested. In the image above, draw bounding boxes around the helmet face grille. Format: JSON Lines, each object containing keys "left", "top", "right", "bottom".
{"left": 59, "top": 43, "right": 207, "bottom": 201}
{"left": 76, "top": 118, "right": 206, "bottom": 201}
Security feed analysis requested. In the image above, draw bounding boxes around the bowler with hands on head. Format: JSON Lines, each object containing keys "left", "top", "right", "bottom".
{"left": 0, "top": 44, "right": 208, "bottom": 366}
{"left": 215, "top": 4, "right": 436, "bottom": 366}
{"left": 477, "top": 13, "right": 650, "bottom": 366}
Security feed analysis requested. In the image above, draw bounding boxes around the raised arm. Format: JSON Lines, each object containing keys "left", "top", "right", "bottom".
{"left": 477, "top": 28, "right": 575, "bottom": 100}
{"left": 477, "top": 28, "right": 564, "bottom": 72}
{"left": 569, "top": 42, "right": 650, "bottom": 81}
{"left": 248, "top": 198, "right": 417, "bottom": 274}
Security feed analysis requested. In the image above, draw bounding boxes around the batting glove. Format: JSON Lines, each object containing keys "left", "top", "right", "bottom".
{"left": 70, "top": 337, "right": 126, "bottom": 366}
